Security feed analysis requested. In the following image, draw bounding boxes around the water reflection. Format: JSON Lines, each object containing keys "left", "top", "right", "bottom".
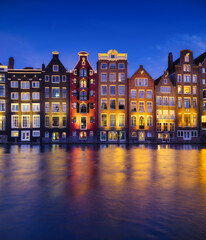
{"left": 0, "top": 144, "right": 206, "bottom": 239}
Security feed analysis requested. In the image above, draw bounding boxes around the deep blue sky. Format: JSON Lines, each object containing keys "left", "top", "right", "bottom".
{"left": 1, "top": 0, "right": 206, "bottom": 78}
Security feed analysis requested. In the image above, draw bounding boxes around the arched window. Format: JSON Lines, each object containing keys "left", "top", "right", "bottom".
{"left": 80, "top": 103, "right": 87, "bottom": 113}
{"left": 131, "top": 116, "right": 136, "bottom": 127}
{"left": 80, "top": 91, "right": 87, "bottom": 100}
{"left": 80, "top": 80, "right": 87, "bottom": 88}
{"left": 139, "top": 116, "right": 145, "bottom": 129}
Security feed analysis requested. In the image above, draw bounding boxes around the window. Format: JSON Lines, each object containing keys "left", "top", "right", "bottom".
{"left": 52, "top": 76, "right": 60, "bottom": 83}
{"left": 147, "top": 116, "right": 153, "bottom": 127}
{"left": 32, "top": 103, "right": 40, "bottom": 112}
{"left": 80, "top": 103, "right": 87, "bottom": 113}
{"left": 11, "top": 131, "right": 19, "bottom": 137}
{"left": 45, "top": 87, "right": 49, "bottom": 98}
{"left": 163, "top": 123, "right": 168, "bottom": 131}
{"left": 80, "top": 80, "right": 87, "bottom": 88}
{"left": 178, "top": 98, "right": 182, "bottom": 108}
{"left": 178, "top": 85, "right": 182, "bottom": 94}
{"left": 118, "top": 86, "right": 125, "bottom": 95}
{"left": 109, "top": 73, "right": 116, "bottom": 82}
{"left": 21, "top": 93, "right": 30, "bottom": 100}
{"left": 184, "top": 86, "right": 191, "bottom": 94}
{"left": 131, "top": 90, "right": 137, "bottom": 98}
{"left": 52, "top": 87, "right": 60, "bottom": 98}
{"left": 136, "top": 78, "right": 148, "bottom": 86}
{"left": 109, "top": 63, "right": 116, "bottom": 69}
{"left": 101, "top": 99, "right": 107, "bottom": 110}
{"left": 62, "top": 75, "right": 66, "bottom": 82}
{"left": 110, "top": 99, "right": 116, "bottom": 110}
{"left": 139, "top": 116, "right": 145, "bottom": 129}
{"left": 193, "top": 75, "right": 197, "bottom": 83}
{"left": 183, "top": 64, "right": 191, "bottom": 72}
{"left": 101, "top": 73, "right": 107, "bottom": 82}
{"left": 11, "top": 92, "right": 18, "bottom": 99}
{"left": 73, "top": 90, "right": 77, "bottom": 96}
{"left": 32, "top": 81, "right": 39, "bottom": 88}
{"left": 184, "top": 75, "right": 191, "bottom": 82}
{"left": 156, "top": 110, "right": 162, "bottom": 119}
{"left": 101, "top": 63, "right": 107, "bottom": 69}
{"left": 132, "top": 131, "right": 137, "bottom": 137}
{"left": 184, "top": 114, "right": 191, "bottom": 127}
{"left": 52, "top": 116, "right": 59, "bottom": 127}
{"left": 139, "top": 102, "right": 144, "bottom": 112}
{"left": 45, "top": 103, "right": 49, "bottom": 113}
{"left": 101, "top": 114, "right": 107, "bottom": 127}
{"left": 185, "top": 54, "right": 190, "bottom": 62}
{"left": 80, "top": 69, "right": 87, "bottom": 77}
{"left": 118, "top": 114, "right": 125, "bottom": 127}
{"left": 163, "top": 97, "right": 168, "bottom": 106}
{"left": 147, "top": 102, "right": 152, "bottom": 112}
{"left": 100, "top": 131, "right": 106, "bottom": 141}
{"left": 156, "top": 96, "right": 162, "bottom": 106}
{"left": 11, "top": 103, "right": 18, "bottom": 112}
{"left": 118, "top": 63, "right": 125, "bottom": 69}
{"left": 12, "top": 115, "right": 19, "bottom": 128}
{"left": 0, "top": 85, "right": 5, "bottom": 97}
{"left": 33, "top": 115, "right": 40, "bottom": 128}
{"left": 203, "top": 90, "right": 206, "bottom": 98}
{"left": 131, "top": 116, "right": 137, "bottom": 127}
{"left": 101, "top": 86, "right": 107, "bottom": 95}
{"left": 110, "top": 86, "right": 116, "bottom": 95}
{"left": 178, "top": 114, "right": 182, "bottom": 127}
{"left": 131, "top": 101, "right": 137, "bottom": 112}
{"left": 184, "top": 98, "right": 191, "bottom": 108}
{"left": 163, "top": 110, "right": 168, "bottom": 119}
{"left": 193, "top": 98, "right": 197, "bottom": 108}
{"left": 62, "top": 87, "right": 66, "bottom": 98}
{"left": 169, "top": 97, "right": 175, "bottom": 106}
{"left": 0, "top": 74, "right": 5, "bottom": 83}
{"left": 119, "top": 73, "right": 125, "bottom": 82}
{"left": 157, "top": 123, "right": 162, "bottom": 132}
{"left": 203, "top": 79, "right": 206, "bottom": 85}
{"left": 90, "top": 117, "right": 94, "bottom": 123}
{"left": 0, "top": 100, "right": 5, "bottom": 111}
{"left": 62, "top": 103, "right": 66, "bottom": 112}
{"left": 193, "top": 114, "right": 197, "bottom": 127}
{"left": 110, "top": 114, "right": 116, "bottom": 127}
{"left": 80, "top": 91, "right": 87, "bottom": 100}
{"left": 80, "top": 117, "right": 87, "bottom": 130}
{"left": 139, "top": 90, "right": 144, "bottom": 98}
{"left": 119, "top": 131, "right": 126, "bottom": 141}
{"left": 11, "top": 81, "right": 18, "bottom": 88}
{"left": 170, "top": 110, "right": 175, "bottom": 120}
{"left": 203, "top": 68, "right": 206, "bottom": 73}
{"left": 45, "top": 116, "right": 49, "bottom": 127}
{"left": 53, "top": 65, "right": 59, "bottom": 72}
{"left": 22, "top": 115, "right": 30, "bottom": 128}
{"left": 203, "top": 102, "right": 206, "bottom": 111}
{"left": 164, "top": 79, "right": 167, "bottom": 84}
{"left": 52, "top": 103, "right": 60, "bottom": 112}
{"left": 21, "top": 81, "right": 30, "bottom": 89}
{"left": 62, "top": 116, "right": 67, "bottom": 127}
{"left": 170, "top": 123, "right": 175, "bottom": 132}
{"left": 119, "top": 99, "right": 125, "bottom": 109}
{"left": 177, "top": 74, "right": 182, "bottom": 82}
{"left": 146, "top": 90, "right": 152, "bottom": 99}
{"left": 201, "top": 116, "right": 206, "bottom": 129}
{"left": 90, "top": 79, "right": 94, "bottom": 84}
{"left": 45, "top": 75, "right": 49, "bottom": 82}
{"left": 90, "top": 90, "right": 94, "bottom": 96}
{"left": 192, "top": 86, "right": 197, "bottom": 95}
{"left": 33, "top": 130, "right": 40, "bottom": 137}
{"left": 21, "top": 103, "right": 30, "bottom": 112}
{"left": 161, "top": 86, "right": 171, "bottom": 93}
{"left": 32, "top": 92, "right": 40, "bottom": 100}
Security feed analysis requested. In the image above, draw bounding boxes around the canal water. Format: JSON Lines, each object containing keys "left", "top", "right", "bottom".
{"left": 0, "top": 144, "right": 206, "bottom": 240}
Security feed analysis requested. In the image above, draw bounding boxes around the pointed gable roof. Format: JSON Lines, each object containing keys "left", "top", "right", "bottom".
{"left": 130, "top": 65, "right": 153, "bottom": 80}
{"left": 194, "top": 51, "right": 206, "bottom": 65}
{"left": 45, "top": 51, "right": 67, "bottom": 72}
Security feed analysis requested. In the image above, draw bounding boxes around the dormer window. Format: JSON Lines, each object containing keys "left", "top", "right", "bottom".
{"left": 111, "top": 55, "right": 115, "bottom": 58}
{"left": 53, "top": 65, "right": 59, "bottom": 72}
{"left": 185, "top": 53, "right": 190, "bottom": 62}
{"left": 164, "top": 79, "right": 167, "bottom": 84}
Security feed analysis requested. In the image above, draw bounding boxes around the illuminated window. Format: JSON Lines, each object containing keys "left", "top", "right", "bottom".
{"left": 203, "top": 102, "right": 206, "bottom": 111}
{"left": 147, "top": 102, "right": 152, "bottom": 113}
{"left": 132, "top": 131, "right": 137, "bottom": 137}
{"left": 101, "top": 73, "right": 107, "bottom": 82}
{"left": 80, "top": 117, "right": 87, "bottom": 130}
{"left": 201, "top": 116, "right": 206, "bottom": 129}
{"left": 11, "top": 103, "right": 18, "bottom": 112}
{"left": 110, "top": 114, "right": 116, "bottom": 127}
{"left": 52, "top": 132, "right": 59, "bottom": 141}
{"left": 147, "top": 132, "right": 152, "bottom": 138}
{"left": 101, "top": 86, "right": 107, "bottom": 95}
{"left": 118, "top": 86, "right": 125, "bottom": 95}
{"left": 80, "top": 80, "right": 87, "bottom": 88}
{"left": 73, "top": 117, "right": 76, "bottom": 123}
{"left": 21, "top": 92, "right": 30, "bottom": 100}
{"left": 101, "top": 114, "right": 107, "bottom": 127}
{"left": 193, "top": 75, "right": 197, "bottom": 83}
{"left": 21, "top": 103, "right": 30, "bottom": 112}
{"left": 178, "top": 114, "right": 182, "bottom": 127}
{"left": 157, "top": 123, "right": 162, "bottom": 132}
{"left": 156, "top": 96, "right": 162, "bottom": 106}
{"left": 80, "top": 69, "right": 87, "bottom": 77}
{"left": 203, "top": 68, "right": 206, "bottom": 73}
{"left": 163, "top": 110, "right": 168, "bottom": 119}
{"left": 53, "top": 65, "right": 59, "bottom": 72}
{"left": 177, "top": 74, "right": 182, "bottom": 82}
{"left": 193, "top": 86, "right": 197, "bottom": 95}
{"left": 110, "top": 99, "right": 116, "bottom": 110}
{"left": 101, "top": 99, "right": 107, "bottom": 110}
{"left": 193, "top": 98, "right": 197, "bottom": 108}
{"left": 119, "top": 73, "right": 125, "bottom": 82}
{"left": 32, "top": 81, "right": 39, "bottom": 88}
{"left": 185, "top": 53, "right": 190, "bottom": 62}
{"left": 45, "top": 87, "right": 49, "bottom": 98}
{"left": 101, "top": 63, "right": 107, "bottom": 69}
{"left": 178, "top": 98, "right": 182, "bottom": 108}
{"left": 146, "top": 90, "right": 152, "bottom": 99}
{"left": 203, "top": 79, "right": 206, "bottom": 85}
{"left": 147, "top": 116, "right": 153, "bottom": 127}
{"left": 183, "top": 64, "right": 191, "bottom": 72}
{"left": 139, "top": 102, "right": 145, "bottom": 112}
{"left": 0, "top": 100, "right": 5, "bottom": 112}
{"left": 163, "top": 97, "right": 168, "bottom": 106}
{"left": 184, "top": 75, "right": 191, "bottom": 82}
{"left": 118, "top": 63, "right": 125, "bottom": 69}
{"left": 131, "top": 90, "right": 137, "bottom": 98}
{"left": 52, "top": 116, "right": 59, "bottom": 127}
{"left": 193, "top": 114, "right": 197, "bottom": 127}
{"left": 52, "top": 103, "right": 60, "bottom": 112}
{"left": 184, "top": 114, "right": 191, "bottom": 127}
{"left": 169, "top": 97, "right": 175, "bottom": 106}
{"left": 32, "top": 103, "right": 40, "bottom": 112}
{"left": 139, "top": 90, "right": 144, "bottom": 98}
{"left": 170, "top": 110, "right": 175, "bottom": 120}
{"left": 131, "top": 101, "right": 137, "bottom": 112}
{"left": 22, "top": 115, "right": 30, "bottom": 128}
{"left": 45, "top": 116, "right": 49, "bottom": 127}
{"left": 178, "top": 85, "right": 182, "bottom": 94}
{"left": 11, "top": 81, "right": 18, "bottom": 88}
{"left": 109, "top": 73, "right": 116, "bottom": 82}
{"left": 62, "top": 103, "right": 66, "bottom": 112}
{"left": 0, "top": 116, "right": 5, "bottom": 131}
{"left": 33, "top": 115, "right": 40, "bottom": 128}
{"left": 52, "top": 87, "right": 60, "bottom": 98}
{"left": 11, "top": 92, "right": 18, "bottom": 99}
{"left": 108, "top": 131, "right": 118, "bottom": 141}
{"left": 184, "top": 86, "right": 191, "bottom": 94}
{"left": 118, "top": 114, "right": 125, "bottom": 127}
{"left": 184, "top": 98, "right": 191, "bottom": 108}
{"left": 139, "top": 131, "right": 145, "bottom": 141}
{"left": 80, "top": 103, "right": 87, "bottom": 113}
{"left": 79, "top": 131, "right": 87, "bottom": 139}
{"left": 80, "top": 91, "right": 87, "bottom": 101}
{"left": 62, "top": 132, "right": 66, "bottom": 138}
{"left": 21, "top": 131, "right": 30, "bottom": 141}
{"left": 72, "top": 102, "right": 77, "bottom": 109}
{"left": 45, "top": 75, "right": 49, "bottom": 82}
{"left": 90, "top": 79, "right": 94, "bottom": 84}
{"left": 119, "top": 131, "right": 126, "bottom": 141}
{"left": 156, "top": 110, "right": 162, "bottom": 119}
{"left": 11, "top": 131, "right": 19, "bottom": 137}
{"left": 45, "top": 103, "right": 49, "bottom": 113}
{"left": 110, "top": 86, "right": 116, "bottom": 95}
{"left": 131, "top": 116, "right": 137, "bottom": 127}
{"left": 32, "top": 92, "right": 40, "bottom": 99}
{"left": 100, "top": 131, "right": 107, "bottom": 141}
{"left": 21, "top": 81, "right": 30, "bottom": 89}
{"left": 139, "top": 116, "right": 145, "bottom": 129}
{"left": 0, "top": 74, "right": 5, "bottom": 82}
{"left": 62, "top": 87, "right": 66, "bottom": 98}
{"left": 119, "top": 99, "right": 125, "bottom": 110}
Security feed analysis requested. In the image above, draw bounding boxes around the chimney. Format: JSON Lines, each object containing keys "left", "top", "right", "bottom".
{"left": 42, "top": 63, "right": 45, "bottom": 71}
{"left": 168, "top": 52, "right": 173, "bottom": 75}
{"left": 8, "top": 57, "right": 14, "bottom": 69}
{"left": 52, "top": 51, "right": 59, "bottom": 60}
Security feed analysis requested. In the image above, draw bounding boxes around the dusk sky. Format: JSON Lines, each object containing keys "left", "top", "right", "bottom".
{"left": 1, "top": 0, "right": 206, "bottom": 78}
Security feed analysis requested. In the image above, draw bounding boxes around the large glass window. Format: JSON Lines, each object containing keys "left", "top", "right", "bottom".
{"left": 0, "top": 85, "right": 5, "bottom": 97}
{"left": 80, "top": 91, "right": 87, "bottom": 100}
{"left": 101, "top": 114, "right": 107, "bottom": 127}
{"left": 101, "top": 99, "right": 107, "bottom": 110}
{"left": 110, "top": 114, "right": 116, "bottom": 127}
{"left": 52, "top": 87, "right": 60, "bottom": 98}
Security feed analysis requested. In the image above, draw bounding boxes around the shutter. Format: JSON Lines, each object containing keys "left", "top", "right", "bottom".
{"left": 77, "top": 90, "right": 79, "bottom": 100}
{"left": 87, "top": 103, "right": 90, "bottom": 113}
{"left": 77, "top": 79, "right": 80, "bottom": 88}
{"left": 87, "top": 68, "right": 90, "bottom": 77}
{"left": 77, "top": 103, "right": 79, "bottom": 113}
{"left": 77, "top": 67, "right": 79, "bottom": 77}
{"left": 87, "top": 90, "right": 89, "bottom": 100}
{"left": 87, "top": 79, "right": 90, "bottom": 88}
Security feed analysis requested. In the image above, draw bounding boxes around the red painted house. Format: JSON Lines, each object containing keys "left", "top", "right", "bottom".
{"left": 69, "top": 52, "right": 97, "bottom": 142}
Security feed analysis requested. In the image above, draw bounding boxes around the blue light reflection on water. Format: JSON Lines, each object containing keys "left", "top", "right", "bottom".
{"left": 0, "top": 144, "right": 206, "bottom": 240}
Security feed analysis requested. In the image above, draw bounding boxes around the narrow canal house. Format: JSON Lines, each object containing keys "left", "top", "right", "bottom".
{"left": 97, "top": 50, "right": 128, "bottom": 142}
{"left": 129, "top": 65, "right": 155, "bottom": 143}
{"left": 42, "top": 51, "right": 69, "bottom": 143}
{"left": 155, "top": 71, "right": 176, "bottom": 143}
{"left": 7, "top": 57, "right": 42, "bottom": 142}
{"left": 69, "top": 51, "right": 97, "bottom": 142}
{"left": 168, "top": 50, "right": 200, "bottom": 142}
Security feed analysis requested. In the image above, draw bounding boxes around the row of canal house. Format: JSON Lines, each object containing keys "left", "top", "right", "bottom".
{"left": 0, "top": 49, "right": 206, "bottom": 143}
